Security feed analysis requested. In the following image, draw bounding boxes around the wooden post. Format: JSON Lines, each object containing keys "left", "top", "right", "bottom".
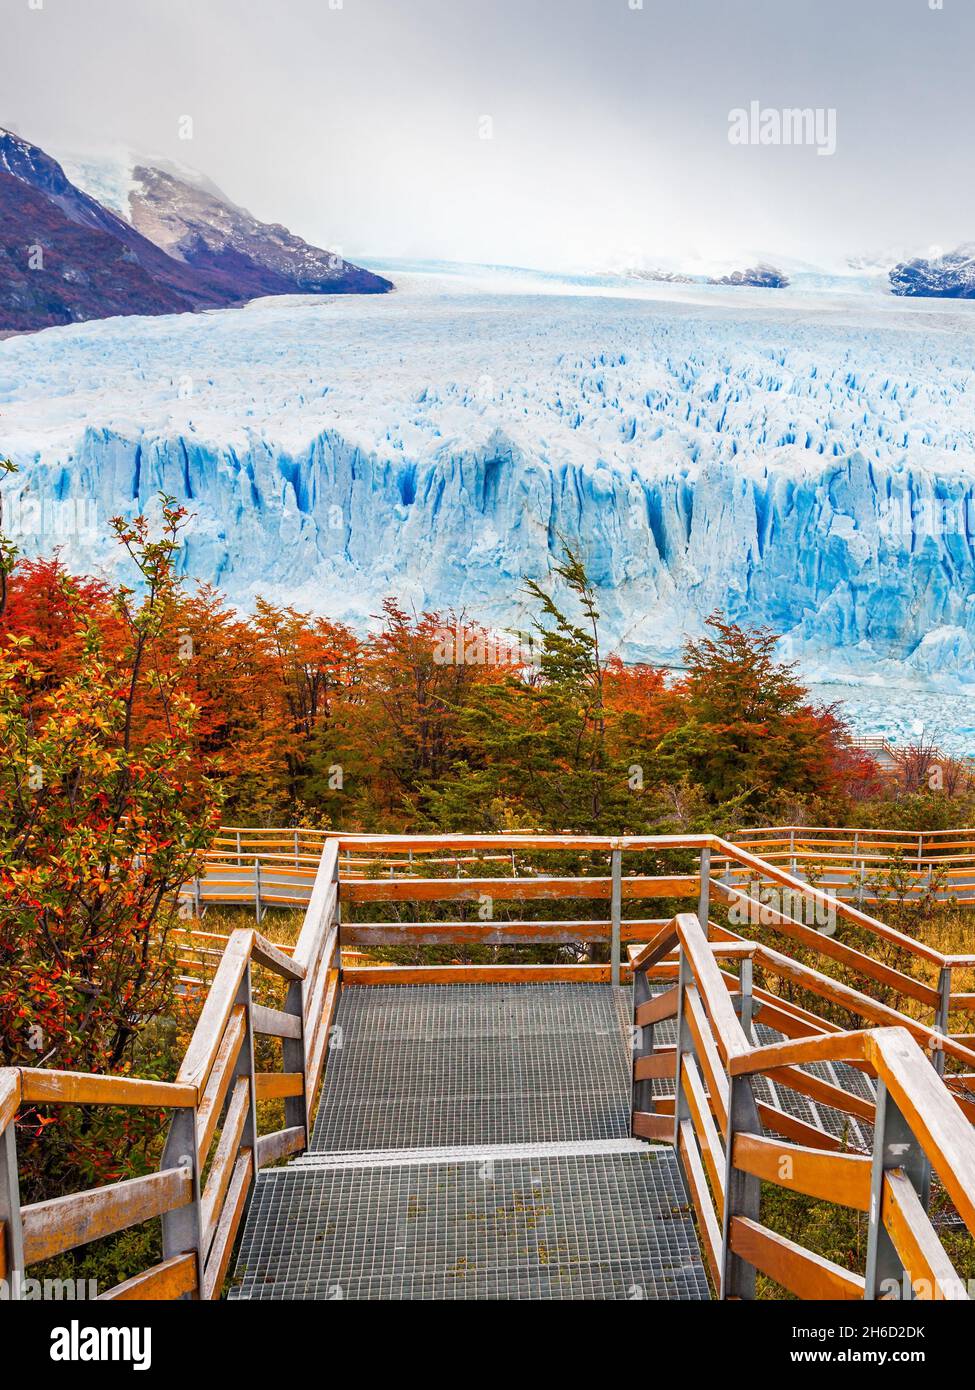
{"left": 697, "top": 846, "right": 711, "bottom": 934}
{"left": 254, "top": 856, "right": 262, "bottom": 924}
{"left": 159, "top": 1105, "right": 203, "bottom": 1299}
{"left": 0, "top": 1123, "right": 25, "bottom": 1300}
{"left": 333, "top": 837, "right": 343, "bottom": 981}
{"left": 738, "top": 956, "right": 754, "bottom": 1041}
{"left": 933, "top": 964, "right": 951, "bottom": 1079}
{"left": 283, "top": 972, "right": 309, "bottom": 1141}
{"left": 631, "top": 964, "right": 654, "bottom": 1125}
{"left": 610, "top": 847, "right": 622, "bottom": 988}
{"left": 236, "top": 963, "right": 260, "bottom": 1163}
{"left": 672, "top": 949, "right": 691, "bottom": 1150}
{"left": 865, "top": 1080, "right": 931, "bottom": 1298}
{"left": 719, "top": 1074, "right": 762, "bottom": 1300}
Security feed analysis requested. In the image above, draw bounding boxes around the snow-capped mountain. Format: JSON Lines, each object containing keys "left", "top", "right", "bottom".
{"left": 0, "top": 169, "right": 193, "bottom": 330}
{"left": 889, "top": 244, "right": 975, "bottom": 298}
{"left": 708, "top": 264, "right": 790, "bottom": 289}
{"left": 0, "top": 130, "right": 392, "bottom": 331}
{"left": 60, "top": 151, "right": 392, "bottom": 298}
{"left": 4, "top": 267, "right": 975, "bottom": 696}
{"left": 0, "top": 129, "right": 230, "bottom": 323}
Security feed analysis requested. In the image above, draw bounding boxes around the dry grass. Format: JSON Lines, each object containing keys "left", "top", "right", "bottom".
{"left": 194, "top": 903, "right": 307, "bottom": 947}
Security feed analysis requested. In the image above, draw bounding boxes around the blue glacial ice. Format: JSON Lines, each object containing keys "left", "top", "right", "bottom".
{"left": 3, "top": 265, "right": 975, "bottom": 732}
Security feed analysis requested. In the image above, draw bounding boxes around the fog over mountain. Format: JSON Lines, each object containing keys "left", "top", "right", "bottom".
{"left": 4, "top": 0, "right": 975, "bottom": 272}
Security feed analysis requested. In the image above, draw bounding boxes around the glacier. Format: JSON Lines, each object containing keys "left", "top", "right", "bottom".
{"left": 3, "top": 264, "right": 975, "bottom": 744}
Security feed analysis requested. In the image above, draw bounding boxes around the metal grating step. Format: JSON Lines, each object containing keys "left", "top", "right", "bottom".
{"left": 309, "top": 984, "right": 633, "bottom": 1152}
{"left": 230, "top": 1148, "right": 710, "bottom": 1301}
{"left": 291, "top": 1137, "right": 652, "bottom": 1170}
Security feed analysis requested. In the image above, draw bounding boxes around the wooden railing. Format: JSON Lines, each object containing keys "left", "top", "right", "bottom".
{"left": 0, "top": 841, "right": 341, "bottom": 1301}
{"left": 631, "top": 912, "right": 975, "bottom": 1300}
{"left": 716, "top": 825, "right": 975, "bottom": 905}
{"left": 191, "top": 823, "right": 975, "bottom": 914}
{"left": 4, "top": 830, "right": 975, "bottom": 1300}
{"left": 192, "top": 830, "right": 975, "bottom": 1076}
{"left": 188, "top": 826, "right": 521, "bottom": 915}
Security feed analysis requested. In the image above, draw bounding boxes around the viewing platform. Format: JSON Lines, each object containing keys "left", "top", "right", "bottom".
{"left": 2, "top": 832, "right": 975, "bottom": 1302}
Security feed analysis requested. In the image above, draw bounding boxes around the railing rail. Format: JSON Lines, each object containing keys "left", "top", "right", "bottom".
{"left": 191, "top": 823, "right": 975, "bottom": 913}
{"left": 630, "top": 912, "right": 975, "bottom": 1301}
{"left": 0, "top": 839, "right": 342, "bottom": 1301}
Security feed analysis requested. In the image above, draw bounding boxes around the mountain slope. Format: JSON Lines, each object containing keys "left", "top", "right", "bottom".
{"left": 889, "top": 244, "right": 975, "bottom": 298}
{"left": 0, "top": 129, "right": 393, "bottom": 331}
{"left": 0, "top": 130, "right": 229, "bottom": 311}
{"left": 61, "top": 149, "right": 392, "bottom": 298}
{"left": 709, "top": 263, "right": 790, "bottom": 288}
{"left": 0, "top": 169, "right": 193, "bottom": 330}
{"left": 124, "top": 163, "right": 392, "bottom": 296}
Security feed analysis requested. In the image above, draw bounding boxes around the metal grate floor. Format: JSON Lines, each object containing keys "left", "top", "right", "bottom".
{"left": 309, "top": 984, "right": 633, "bottom": 1152}
{"left": 231, "top": 983, "right": 709, "bottom": 1301}
{"left": 230, "top": 1145, "right": 709, "bottom": 1301}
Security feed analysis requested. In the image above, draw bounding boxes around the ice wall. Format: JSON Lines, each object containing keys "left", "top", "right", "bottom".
{"left": 4, "top": 272, "right": 975, "bottom": 684}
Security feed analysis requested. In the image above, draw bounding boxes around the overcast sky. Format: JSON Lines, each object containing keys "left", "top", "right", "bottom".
{"left": 3, "top": 0, "right": 972, "bottom": 271}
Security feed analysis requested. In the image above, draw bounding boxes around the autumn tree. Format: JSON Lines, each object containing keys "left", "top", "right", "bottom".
{"left": 653, "top": 614, "right": 858, "bottom": 810}
{"left": 305, "top": 602, "right": 508, "bottom": 827}
{"left": 423, "top": 552, "right": 651, "bottom": 833}
{"left": 0, "top": 498, "right": 221, "bottom": 1186}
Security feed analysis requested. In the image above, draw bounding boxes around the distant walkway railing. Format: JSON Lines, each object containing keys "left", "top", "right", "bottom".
{"left": 190, "top": 824, "right": 975, "bottom": 915}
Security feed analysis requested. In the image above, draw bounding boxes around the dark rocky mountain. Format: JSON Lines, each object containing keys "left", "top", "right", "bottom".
{"left": 0, "top": 169, "right": 191, "bottom": 329}
{"left": 889, "top": 245, "right": 975, "bottom": 298}
{"left": 709, "top": 263, "right": 790, "bottom": 288}
{"left": 0, "top": 130, "right": 229, "bottom": 311}
{"left": 0, "top": 129, "right": 392, "bottom": 332}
